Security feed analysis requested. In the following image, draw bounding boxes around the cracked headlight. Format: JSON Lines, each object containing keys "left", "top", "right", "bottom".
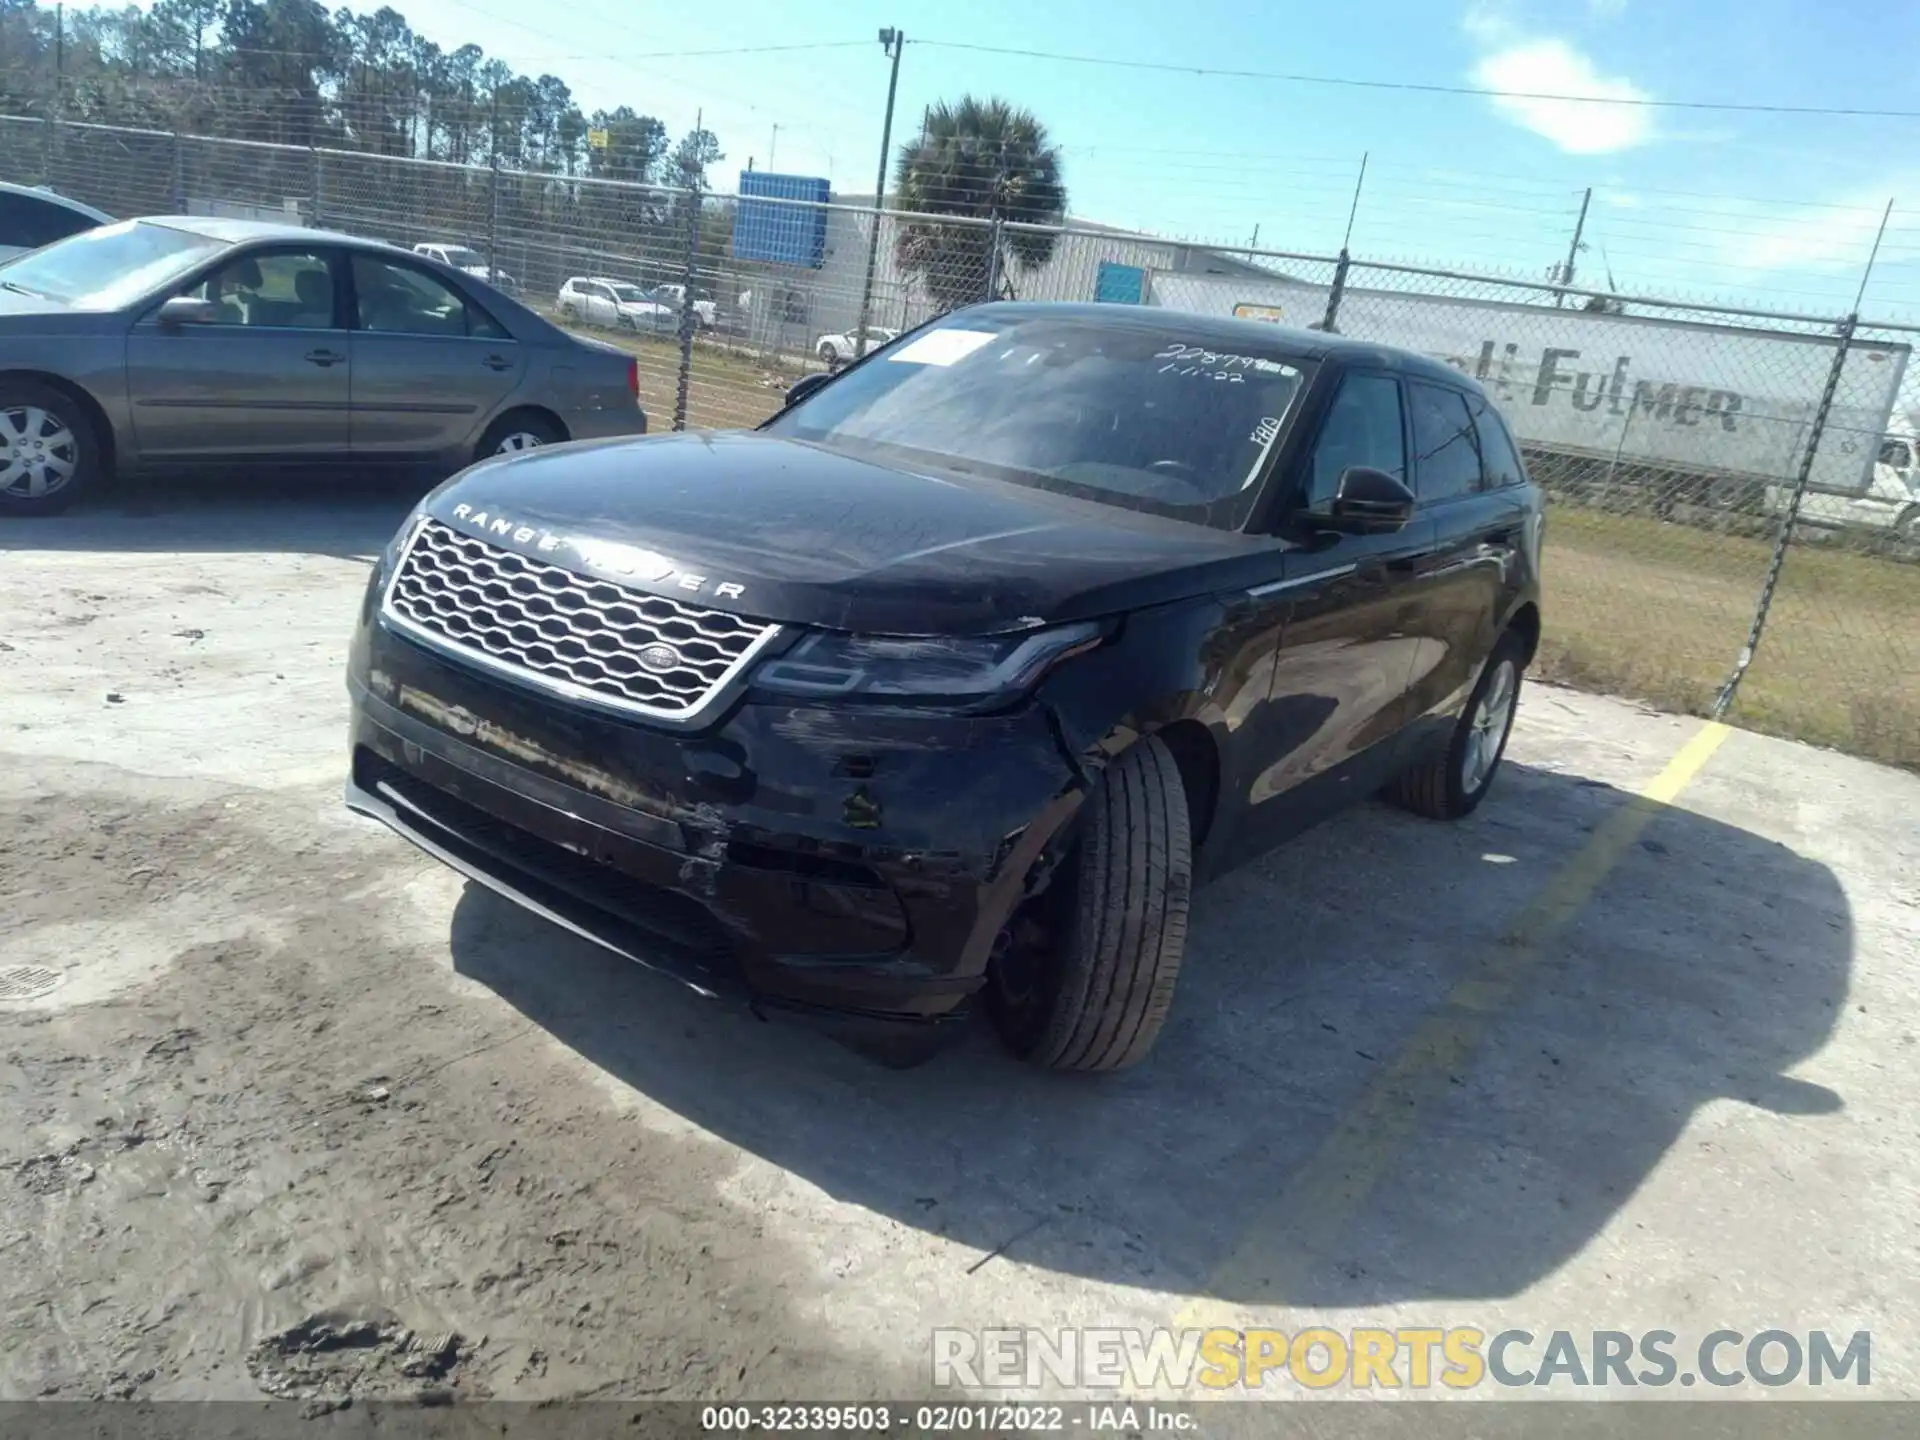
{"left": 751, "top": 622, "right": 1105, "bottom": 711}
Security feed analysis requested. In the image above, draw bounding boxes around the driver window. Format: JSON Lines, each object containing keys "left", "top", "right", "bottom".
{"left": 182, "top": 250, "right": 336, "bottom": 328}
{"left": 1304, "top": 373, "right": 1406, "bottom": 511}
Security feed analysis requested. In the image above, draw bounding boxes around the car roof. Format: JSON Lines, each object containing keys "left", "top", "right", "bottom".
{"left": 0, "top": 180, "right": 114, "bottom": 223}
{"left": 124, "top": 214, "right": 369, "bottom": 247}
{"left": 121, "top": 216, "right": 479, "bottom": 259}
{"left": 955, "top": 300, "right": 1490, "bottom": 394}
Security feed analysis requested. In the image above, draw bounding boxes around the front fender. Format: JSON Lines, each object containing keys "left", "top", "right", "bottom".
{"left": 1035, "top": 598, "right": 1237, "bottom": 779}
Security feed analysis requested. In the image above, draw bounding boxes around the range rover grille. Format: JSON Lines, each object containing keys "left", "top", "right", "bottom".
{"left": 382, "top": 519, "right": 779, "bottom": 723}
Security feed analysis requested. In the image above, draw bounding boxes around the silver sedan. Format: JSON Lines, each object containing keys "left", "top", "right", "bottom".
{"left": 0, "top": 216, "right": 648, "bottom": 516}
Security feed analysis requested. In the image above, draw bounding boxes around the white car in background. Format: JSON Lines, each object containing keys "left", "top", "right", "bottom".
{"left": 648, "top": 283, "right": 716, "bottom": 329}
{"left": 814, "top": 324, "right": 899, "bottom": 367}
{"left": 412, "top": 242, "right": 520, "bottom": 296}
{"left": 557, "top": 276, "right": 676, "bottom": 333}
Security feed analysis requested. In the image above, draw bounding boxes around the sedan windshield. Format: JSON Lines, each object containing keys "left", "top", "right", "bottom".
{"left": 0, "top": 219, "right": 225, "bottom": 310}
{"left": 441, "top": 246, "right": 484, "bottom": 267}
{"left": 610, "top": 283, "right": 648, "bottom": 304}
{"left": 764, "top": 312, "right": 1308, "bottom": 521}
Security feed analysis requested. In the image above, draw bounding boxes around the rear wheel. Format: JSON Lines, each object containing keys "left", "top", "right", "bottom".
{"left": 476, "top": 411, "right": 564, "bottom": 461}
{"left": 1388, "top": 631, "right": 1525, "bottom": 821}
{"left": 988, "top": 736, "right": 1191, "bottom": 1073}
{"left": 0, "top": 381, "right": 99, "bottom": 517}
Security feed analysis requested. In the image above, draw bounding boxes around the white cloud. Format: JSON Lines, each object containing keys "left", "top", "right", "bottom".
{"left": 1462, "top": 2, "right": 1519, "bottom": 45}
{"left": 1722, "top": 188, "right": 1900, "bottom": 274}
{"left": 1472, "top": 39, "right": 1655, "bottom": 154}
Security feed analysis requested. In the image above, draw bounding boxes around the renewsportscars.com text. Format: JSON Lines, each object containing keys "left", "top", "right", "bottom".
{"left": 931, "top": 1326, "right": 1872, "bottom": 1391}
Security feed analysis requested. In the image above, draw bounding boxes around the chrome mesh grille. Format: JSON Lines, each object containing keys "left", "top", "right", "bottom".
{"left": 384, "top": 519, "right": 779, "bottom": 721}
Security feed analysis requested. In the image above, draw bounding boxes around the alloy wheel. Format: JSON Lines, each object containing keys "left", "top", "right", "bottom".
{"left": 0, "top": 405, "right": 79, "bottom": 500}
{"left": 1462, "top": 658, "right": 1517, "bottom": 795}
{"left": 495, "top": 432, "right": 545, "bottom": 454}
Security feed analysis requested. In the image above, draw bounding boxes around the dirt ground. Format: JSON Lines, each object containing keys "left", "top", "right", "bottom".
{"left": 4, "top": 480, "right": 1919, "bottom": 1417}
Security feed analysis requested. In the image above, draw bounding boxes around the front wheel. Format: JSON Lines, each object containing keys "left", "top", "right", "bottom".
{"left": 0, "top": 381, "right": 99, "bottom": 517}
{"left": 1388, "top": 631, "right": 1524, "bottom": 821}
{"left": 988, "top": 736, "right": 1192, "bottom": 1073}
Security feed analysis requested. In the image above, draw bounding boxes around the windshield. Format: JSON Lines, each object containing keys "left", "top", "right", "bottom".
{"left": 441, "top": 246, "right": 483, "bottom": 267}
{"left": 0, "top": 219, "right": 225, "bottom": 309}
{"left": 609, "top": 283, "right": 648, "bottom": 303}
{"left": 764, "top": 312, "right": 1309, "bottom": 522}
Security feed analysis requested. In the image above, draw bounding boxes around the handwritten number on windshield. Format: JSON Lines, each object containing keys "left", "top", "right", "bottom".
{"left": 1154, "top": 343, "right": 1286, "bottom": 382}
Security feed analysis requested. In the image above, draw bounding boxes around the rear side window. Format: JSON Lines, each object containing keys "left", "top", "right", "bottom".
{"left": 1469, "top": 393, "right": 1526, "bottom": 488}
{"left": 0, "top": 191, "right": 100, "bottom": 249}
{"left": 1408, "top": 382, "right": 1483, "bottom": 501}
{"left": 352, "top": 255, "right": 509, "bottom": 339}
{"left": 1303, "top": 373, "right": 1406, "bottom": 511}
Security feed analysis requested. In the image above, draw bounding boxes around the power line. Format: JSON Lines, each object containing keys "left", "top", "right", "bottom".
{"left": 914, "top": 39, "right": 1920, "bottom": 120}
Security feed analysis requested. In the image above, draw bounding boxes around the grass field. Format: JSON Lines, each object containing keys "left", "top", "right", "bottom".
{"left": 1541, "top": 507, "right": 1920, "bottom": 769}
{"left": 550, "top": 315, "right": 1920, "bottom": 771}
{"left": 550, "top": 313, "right": 802, "bottom": 431}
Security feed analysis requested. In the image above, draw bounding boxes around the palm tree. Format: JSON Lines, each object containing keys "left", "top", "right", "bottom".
{"left": 891, "top": 96, "right": 1066, "bottom": 311}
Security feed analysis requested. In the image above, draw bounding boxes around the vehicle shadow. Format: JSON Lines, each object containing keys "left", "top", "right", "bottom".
{"left": 0, "top": 472, "right": 428, "bottom": 560}
{"left": 444, "top": 757, "right": 1850, "bottom": 1308}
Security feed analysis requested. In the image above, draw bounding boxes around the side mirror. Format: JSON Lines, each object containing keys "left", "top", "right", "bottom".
{"left": 1323, "top": 466, "right": 1416, "bottom": 534}
{"left": 157, "top": 295, "right": 218, "bottom": 328}
{"left": 784, "top": 371, "right": 833, "bottom": 408}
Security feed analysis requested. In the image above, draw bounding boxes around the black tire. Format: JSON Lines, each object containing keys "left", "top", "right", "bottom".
{"left": 475, "top": 411, "right": 565, "bottom": 463}
{"left": 1388, "top": 630, "right": 1526, "bottom": 821}
{"left": 991, "top": 736, "right": 1192, "bottom": 1073}
{"left": 818, "top": 343, "right": 839, "bottom": 365}
{"left": 0, "top": 380, "right": 100, "bottom": 517}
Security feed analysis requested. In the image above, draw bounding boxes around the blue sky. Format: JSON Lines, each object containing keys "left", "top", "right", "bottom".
{"left": 303, "top": 0, "right": 1920, "bottom": 317}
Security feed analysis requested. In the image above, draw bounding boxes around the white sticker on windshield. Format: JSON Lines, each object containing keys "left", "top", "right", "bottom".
{"left": 888, "top": 328, "right": 998, "bottom": 367}
{"left": 1251, "top": 416, "right": 1282, "bottom": 446}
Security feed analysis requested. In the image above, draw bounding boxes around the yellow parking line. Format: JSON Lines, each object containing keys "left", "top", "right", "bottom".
{"left": 1169, "top": 720, "right": 1731, "bottom": 1336}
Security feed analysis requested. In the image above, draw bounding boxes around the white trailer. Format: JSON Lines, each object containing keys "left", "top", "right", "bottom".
{"left": 1145, "top": 271, "right": 1910, "bottom": 499}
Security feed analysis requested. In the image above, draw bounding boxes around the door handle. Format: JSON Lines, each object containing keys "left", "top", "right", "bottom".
{"left": 482, "top": 354, "right": 513, "bottom": 372}
{"left": 304, "top": 348, "right": 344, "bottom": 367}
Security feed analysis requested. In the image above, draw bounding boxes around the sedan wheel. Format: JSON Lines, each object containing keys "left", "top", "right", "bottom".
{"left": 1, "top": 404, "right": 79, "bottom": 502}
{"left": 494, "top": 431, "right": 545, "bottom": 454}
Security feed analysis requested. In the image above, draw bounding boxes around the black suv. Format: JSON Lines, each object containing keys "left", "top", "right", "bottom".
{"left": 346, "top": 303, "right": 1543, "bottom": 1071}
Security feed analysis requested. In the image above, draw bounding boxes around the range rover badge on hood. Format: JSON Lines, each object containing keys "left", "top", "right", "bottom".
{"left": 446, "top": 504, "right": 745, "bottom": 601}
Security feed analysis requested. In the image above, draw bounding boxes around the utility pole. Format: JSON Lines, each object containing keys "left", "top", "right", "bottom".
{"left": 1851, "top": 197, "right": 1895, "bottom": 313}
{"left": 1557, "top": 186, "right": 1592, "bottom": 307}
{"left": 768, "top": 123, "right": 779, "bottom": 169}
{"left": 854, "top": 27, "right": 903, "bottom": 362}
{"left": 1341, "top": 152, "right": 1367, "bottom": 251}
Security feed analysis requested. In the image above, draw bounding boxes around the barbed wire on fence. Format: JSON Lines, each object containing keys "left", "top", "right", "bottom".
{"left": 2, "top": 114, "right": 1915, "bottom": 770}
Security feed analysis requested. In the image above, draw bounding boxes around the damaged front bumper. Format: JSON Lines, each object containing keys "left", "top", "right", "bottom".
{"left": 345, "top": 615, "right": 1089, "bottom": 1040}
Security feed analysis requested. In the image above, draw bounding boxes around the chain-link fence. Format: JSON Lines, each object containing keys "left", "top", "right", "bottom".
{"left": 5, "top": 117, "right": 1917, "bottom": 769}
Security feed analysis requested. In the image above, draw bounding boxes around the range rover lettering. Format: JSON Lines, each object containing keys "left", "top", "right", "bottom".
{"left": 345, "top": 303, "right": 1544, "bottom": 1072}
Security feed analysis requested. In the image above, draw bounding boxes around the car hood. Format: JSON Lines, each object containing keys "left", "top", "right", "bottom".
{"left": 0, "top": 288, "right": 121, "bottom": 332}
{"left": 424, "top": 432, "right": 1289, "bottom": 635}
